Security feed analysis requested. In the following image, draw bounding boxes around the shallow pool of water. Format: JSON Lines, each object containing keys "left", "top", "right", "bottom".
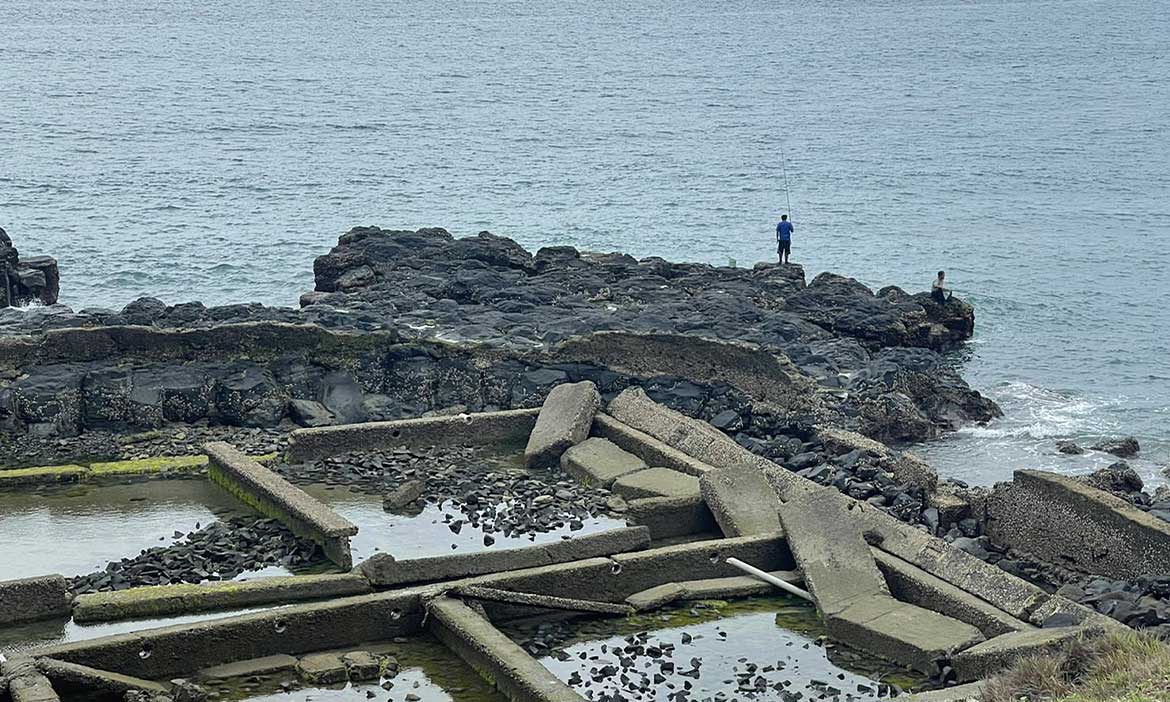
{"left": 513, "top": 596, "right": 926, "bottom": 700}
{"left": 305, "top": 488, "right": 627, "bottom": 562}
{"left": 209, "top": 635, "right": 505, "bottom": 702}
{"left": 0, "top": 478, "right": 251, "bottom": 580}
{"left": 0, "top": 606, "right": 274, "bottom": 655}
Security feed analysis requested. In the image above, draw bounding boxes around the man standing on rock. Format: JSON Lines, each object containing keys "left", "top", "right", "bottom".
{"left": 776, "top": 214, "right": 794, "bottom": 264}
{"left": 932, "top": 270, "right": 953, "bottom": 304}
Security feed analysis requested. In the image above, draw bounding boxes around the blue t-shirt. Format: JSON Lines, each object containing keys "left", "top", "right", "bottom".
{"left": 776, "top": 221, "right": 794, "bottom": 241}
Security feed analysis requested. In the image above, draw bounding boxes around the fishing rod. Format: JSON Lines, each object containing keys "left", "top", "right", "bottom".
{"left": 780, "top": 144, "right": 793, "bottom": 220}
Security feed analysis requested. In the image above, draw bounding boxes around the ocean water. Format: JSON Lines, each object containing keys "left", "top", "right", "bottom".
{"left": 2, "top": 0, "right": 1167, "bottom": 485}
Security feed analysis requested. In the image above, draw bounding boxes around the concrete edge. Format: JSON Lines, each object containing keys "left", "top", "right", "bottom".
{"left": 592, "top": 413, "right": 714, "bottom": 477}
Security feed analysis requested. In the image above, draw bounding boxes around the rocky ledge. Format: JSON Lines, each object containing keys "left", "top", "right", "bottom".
{"left": 0, "top": 226, "right": 58, "bottom": 308}
{"left": 0, "top": 227, "right": 999, "bottom": 459}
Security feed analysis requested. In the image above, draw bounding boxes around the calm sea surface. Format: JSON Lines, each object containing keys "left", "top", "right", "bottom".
{"left": 2, "top": 0, "right": 1167, "bottom": 484}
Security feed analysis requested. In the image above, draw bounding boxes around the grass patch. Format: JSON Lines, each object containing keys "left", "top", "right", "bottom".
{"left": 982, "top": 631, "right": 1170, "bottom": 702}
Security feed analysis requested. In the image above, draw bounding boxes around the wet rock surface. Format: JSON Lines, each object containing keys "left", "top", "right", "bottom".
{"left": 0, "top": 228, "right": 59, "bottom": 308}
{"left": 0, "top": 425, "right": 286, "bottom": 469}
{"left": 275, "top": 446, "right": 620, "bottom": 541}
{"left": 68, "top": 516, "right": 324, "bottom": 594}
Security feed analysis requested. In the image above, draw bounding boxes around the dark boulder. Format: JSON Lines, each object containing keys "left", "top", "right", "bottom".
{"left": 1080, "top": 461, "right": 1144, "bottom": 495}
{"left": 1091, "top": 436, "right": 1140, "bottom": 458}
{"left": 1055, "top": 439, "right": 1085, "bottom": 455}
{"left": 0, "top": 227, "right": 60, "bottom": 307}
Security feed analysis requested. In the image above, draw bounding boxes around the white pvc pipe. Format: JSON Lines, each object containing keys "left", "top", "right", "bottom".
{"left": 725, "top": 557, "right": 815, "bottom": 603}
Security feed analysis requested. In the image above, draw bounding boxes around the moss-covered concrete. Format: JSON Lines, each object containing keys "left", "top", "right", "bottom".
{"left": 0, "top": 464, "right": 87, "bottom": 486}
{"left": 0, "top": 452, "right": 279, "bottom": 488}
{"left": 88, "top": 455, "right": 209, "bottom": 476}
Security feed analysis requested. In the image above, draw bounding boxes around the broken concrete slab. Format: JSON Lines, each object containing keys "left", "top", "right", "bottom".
{"left": 35, "top": 659, "right": 168, "bottom": 696}
{"left": 951, "top": 627, "right": 1086, "bottom": 681}
{"left": 559, "top": 437, "right": 646, "bottom": 487}
{"left": 986, "top": 469, "right": 1170, "bottom": 579}
{"left": 427, "top": 597, "right": 586, "bottom": 702}
{"left": 1025, "top": 594, "right": 1127, "bottom": 632}
{"left": 612, "top": 467, "right": 700, "bottom": 500}
{"left": 676, "top": 572, "right": 802, "bottom": 601}
{"left": 0, "top": 574, "right": 71, "bottom": 626}
{"left": 454, "top": 586, "right": 631, "bottom": 616}
{"left": 383, "top": 479, "right": 425, "bottom": 511}
{"left": 904, "top": 682, "right": 985, "bottom": 702}
{"left": 197, "top": 655, "right": 298, "bottom": 680}
{"left": 1, "top": 660, "right": 59, "bottom": 702}
{"left": 699, "top": 464, "right": 783, "bottom": 537}
{"left": 73, "top": 573, "right": 373, "bottom": 623}
{"left": 625, "top": 494, "right": 718, "bottom": 539}
{"left": 828, "top": 598, "right": 984, "bottom": 676}
{"left": 340, "top": 651, "right": 382, "bottom": 681}
{"left": 205, "top": 441, "right": 359, "bottom": 569}
{"left": 286, "top": 408, "right": 540, "bottom": 462}
{"left": 296, "top": 652, "right": 348, "bottom": 684}
{"left": 776, "top": 487, "right": 889, "bottom": 615}
{"left": 592, "top": 413, "right": 714, "bottom": 477}
{"left": 625, "top": 583, "right": 686, "bottom": 611}
{"left": 357, "top": 527, "right": 651, "bottom": 587}
{"left": 524, "top": 381, "right": 600, "bottom": 469}
{"left": 872, "top": 549, "right": 1031, "bottom": 637}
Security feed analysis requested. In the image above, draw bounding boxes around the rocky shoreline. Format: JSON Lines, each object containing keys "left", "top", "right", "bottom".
{"left": 3, "top": 226, "right": 1167, "bottom": 643}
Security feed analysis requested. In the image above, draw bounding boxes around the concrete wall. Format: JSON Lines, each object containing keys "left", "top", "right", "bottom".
{"left": 0, "top": 575, "right": 71, "bottom": 626}
{"left": 285, "top": 408, "right": 539, "bottom": 462}
{"left": 986, "top": 470, "right": 1170, "bottom": 579}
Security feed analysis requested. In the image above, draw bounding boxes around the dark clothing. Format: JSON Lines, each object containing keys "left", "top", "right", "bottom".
{"left": 931, "top": 287, "right": 947, "bottom": 304}
{"left": 777, "top": 240, "right": 791, "bottom": 257}
{"left": 776, "top": 220, "right": 794, "bottom": 241}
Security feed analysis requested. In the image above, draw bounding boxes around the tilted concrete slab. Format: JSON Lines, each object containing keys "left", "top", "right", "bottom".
{"left": 205, "top": 441, "right": 359, "bottom": 569}
{"left": 903, "top": 682, "right": 985, "bottom": 702}
{"left": 828, "top": 597, "right": 984, "bottom": 675}
{"left": 986, "top": 469, "right": 1170, "bottom": 579}
{"left": 873, "top": 549, "right": 1031, "bottom": 637}
{"left": 699, "top": 464, "right": 783, "bottom": 537}
{"left": 776, "top": 487, "right": 890, "bottom": 615}
{"left": 454, "top": 586, "right": 631, "bottom": 616}
{"left": 625, "top": 583, "right": 687, "bottom": 611}
{"left": 427, "top": 597, "right": 587, "bottom": 702}
{"left": 592, "top": 413, "right": 714, "bottom": 477}
{"left": 1, "top": 660, "right": 59, "bottom": 702}
{"left": 357, "top": 527, "right": 651, "bottom": 587}
{"left": 612, "top": 467, "right": 700, "bottom": 500}
{"left": 951, "top": 627, "right": 1086, "bottom": 682}
{"left": 73, "top": 573, "right": 373, "bottom": 623}
{"left": 624, "top": 494, "right": 718, "bottom": 539}
{"left": 285, "top": 408, "right": 540, "bottom": 462}
{"left": 0, "top": 575, "right": 71, "bottom": 626}
{"left": 35, "top": 659, "right": 168, "bottom": 696}
{"left": 198, "top": 654, "right": 298, "bottom": 680}
{"left": 524, "top": 381, "right": 600, "bottom": 469}
{"left": 559, "top": 437, "right": 646, "bottom": 487}
{"left": 676, "top": 571, "right": 802, "bottom": 601}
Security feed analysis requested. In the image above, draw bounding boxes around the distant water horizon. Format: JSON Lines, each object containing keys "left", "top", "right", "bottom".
{"left": 3, "top": 0, "right": 1167, "bottom": 484}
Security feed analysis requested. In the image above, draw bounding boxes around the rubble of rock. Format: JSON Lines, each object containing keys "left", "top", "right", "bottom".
{"left": 0, "top": 228, "right": 59, "bottom": 308}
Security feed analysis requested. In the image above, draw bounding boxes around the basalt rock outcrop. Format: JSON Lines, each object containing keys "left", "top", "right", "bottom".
{"left": 0, "top": 228, "right": 59, "bottom": 308}
{"left": 0, "top": 227, "right": 998, "bottom": 450}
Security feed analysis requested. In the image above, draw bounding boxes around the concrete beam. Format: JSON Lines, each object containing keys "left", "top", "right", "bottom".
{"left": 592, "top": 413, "right": 714, "bottom": 477}
{"left": 524, "top": 381, "right": 599, "bottom": 469}
{"left": 903, "top": 682, "right": 985, "bottom": 701}
{"left": 285, "top": 408, "right": 540, "bottom": 462}
{"left": 612, "top": 467, "right": 700, "bottom": 500}
{"left": 72, "top": 574, "right": 373, "bottom": 623}
{"left": 35, "top": 659, "right": 168, "bottom": 696}
{"left": 827, "top": 598, "right": 984, "bottom": 676}
{"left": 986, "top": 469, "right": 1170, "bottom": 579}
{"left": 559, "top": 437, "right": 646, "bottom": 487}
{"left": 0, "top": 575, "right": 71, "bottom": 626}
{"left": 205, "top": 441, "right": 358, "bottom": 569}
{"left": 427, "top": 597, "right": 587, "bottom": 702}
{"left": 0, "top": 660, "right": 59, "bottom": 702}
{"left": 624, "top": 494, "right": 718, "bottom": 539}
{"left": 357, "top": 527, "right": 651, "bottom": 587}
{"left": 951, "top": 627, "right": 1086, "bottom": 682}
{"left": 453, "top": 586, "right": 631, "bottom": 616}
{"left": 699, "top": 464, "right": 783, "bottom": 537}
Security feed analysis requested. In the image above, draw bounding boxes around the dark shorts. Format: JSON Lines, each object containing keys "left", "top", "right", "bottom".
{"left": 777, "top": 240, "right": 791, "bottom": 255}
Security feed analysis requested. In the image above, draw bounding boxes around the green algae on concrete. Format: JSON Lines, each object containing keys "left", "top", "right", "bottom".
{"left": 89, "top": 455, "right": 209, "bottom": 476}
{"left": 0, "top": 464, "right": 87, "bottom": 486}
{"left": 0, "top": 453, "right": 279, "bottom": 488}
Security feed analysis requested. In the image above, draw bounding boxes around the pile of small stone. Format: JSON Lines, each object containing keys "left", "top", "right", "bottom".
{"left": 275, "top": 446, "right": 618, "bottom": 539}
{"left": 69, "top": 516, "right": 322, "bottom": 594}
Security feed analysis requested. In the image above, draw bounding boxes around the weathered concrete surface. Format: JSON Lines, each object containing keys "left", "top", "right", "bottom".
{"left": 986, "top": 469, "right": 1170, "bottom": 579}
{"left": 612, "top": 467, "right": 700, "bottom": 500}
{"left": 951, "top": 627, "right": 1085, "bottom": 681}
{"left": 828, "top": 597, "right": 984, "bottom": 675}
{"left": 776, "top": 488, "right": 890, "bottom": 615}
{"left": 454, "top": 586, "right": 631, "bottom": 615}
{"left": 625, "top": 583, "right": 687, "bottom": 611}
{"left": 72, "top": 574, "right": 373, "bottom": 623}
{"left": 524, "top": 381, "right": 600, "bottom": 469}
{"left": 592, "top": 413, "right": 714, "bottom": 477}
{"left": 624, "top": 494, "right": 718, "bottom": 539}
{"left": 286, "top": 408, "right": 540, "bottom": 462}
{"left": 297, "top": 652, "right": 347, "bottom": 684}
{"left": 0, "top": 575, "right": 71, "bottom": 626}
{"left": 873, "top": 549, "right": 1031, "bottom": 637}
{"left": 675, "top": 571, "right": 802, "bottom": 601}
{"left": 699, "top": 464, "right": 783, "bottom": 537}
{"left": 1, "top": 659, "right": 59, "bottom": 702}
{"left": 340, "top": 651, "right": 382, "bottom": 681}
{"left": 427, "top": 597, "right": 586, "bottom": 702}
{"left": 357, "top": 527, "right": 651, "bottom": 587}
{"left": 818, "top": 427, "right": 938, "bottom": 492}
{"left": 559, "top": 437, "right": 646, "bottom": 487}
{"left": 198, "top": 654, "right": 298, "bottom": 680}
{"left": 30, "top": 590, "right": 422, "bottom": 680}
{"left": 205, "top": 441, "right": 358, "bottom": 569}
{"left": 904, "top": 682, "right": 984, "bottom": 702}
{"left": 35, "top": 659, "right": 168, "bottom": 696}
{"left": 0, "top": 464, "right": 87, "bottom": 487}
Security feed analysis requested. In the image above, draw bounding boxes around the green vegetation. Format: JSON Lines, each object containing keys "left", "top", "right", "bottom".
{"left": 982, "top": 631, "right": 1170, "bottom": 702}
{"left": 89, "top": 454, "right": 208, "bottom": 475}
